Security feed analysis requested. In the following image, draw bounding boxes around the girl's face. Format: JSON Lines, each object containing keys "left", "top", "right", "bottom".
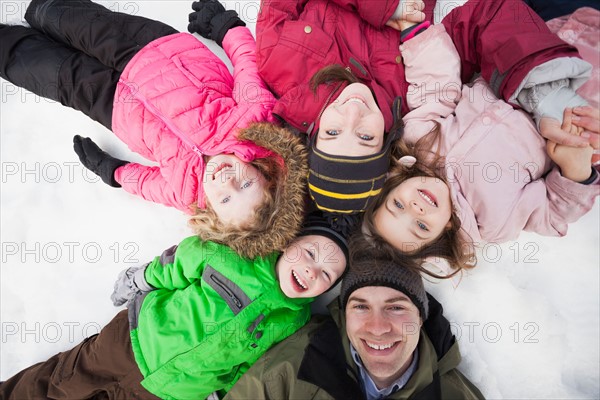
{"left": 276, "top": 235, "right": 347, "bottom": 299}
{"left": 202, "top": 154, "right": 267, "bottom": 227}
{"left": 317, "top": 83, "right": 385, "bottom": 157}
{"left": 373, "top": 176, "right": 453, "bottom": 252}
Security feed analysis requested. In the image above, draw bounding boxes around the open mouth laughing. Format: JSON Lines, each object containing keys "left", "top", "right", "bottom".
{"left": 291, "top": 270, "right": 308, "bottom": 292}
{"left": 212, "top": 163, "right": 232, "bottom": 181}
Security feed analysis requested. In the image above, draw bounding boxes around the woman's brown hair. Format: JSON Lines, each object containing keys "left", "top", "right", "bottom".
{"left": 309, "top": 64, "right": 359, "bottom": 92}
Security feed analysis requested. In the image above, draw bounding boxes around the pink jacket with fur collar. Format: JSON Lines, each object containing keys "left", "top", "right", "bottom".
{"left": 111, "top": 27, "right": 277, "bottom": 214}
{"left": 401, "top": 24, "right": 599, "bottom": 244}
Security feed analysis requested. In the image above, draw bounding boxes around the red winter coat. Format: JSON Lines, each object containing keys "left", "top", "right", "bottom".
{"left": 256, "top": 0, "right": 582, "bottom": 134}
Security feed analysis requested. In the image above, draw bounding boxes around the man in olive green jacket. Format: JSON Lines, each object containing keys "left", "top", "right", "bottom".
{"left": 225, "top": 256, "right": 484, "bottom": 400}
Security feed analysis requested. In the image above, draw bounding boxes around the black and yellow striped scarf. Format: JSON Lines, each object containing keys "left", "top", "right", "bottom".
{"left": 308, "top": 128, "right": 400, "bottom": 214}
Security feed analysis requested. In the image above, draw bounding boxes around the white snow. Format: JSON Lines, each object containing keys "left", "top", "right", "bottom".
{"left": 1, "top": 1, "right": 598, "bottom": 399}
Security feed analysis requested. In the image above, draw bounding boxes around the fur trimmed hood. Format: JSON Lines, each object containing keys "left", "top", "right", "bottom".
{"left": 228, "top": 122, "right": 308, "bottom": 258}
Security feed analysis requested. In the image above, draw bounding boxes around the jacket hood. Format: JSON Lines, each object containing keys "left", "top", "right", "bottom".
{"left": 328, "top": 297, "right": 357, "bottom": 376}
{"left": 228, "top": 122, "right": 308, "bottom": 257}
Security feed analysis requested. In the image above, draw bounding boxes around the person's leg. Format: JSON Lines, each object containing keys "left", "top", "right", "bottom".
{"left": 0, "top": 310, "right": 158, "bottom": 399}
{"left": 0, "top": 24, "right": 117, "bottom": 129}
{"left": 24, "top": 0, "right": 178, "bottom": 72}
{"left": 524, "top": 0, "right": 600, "bottom": 21}
{"left": 441, "top": 0, "right": 580, "bottom": 103}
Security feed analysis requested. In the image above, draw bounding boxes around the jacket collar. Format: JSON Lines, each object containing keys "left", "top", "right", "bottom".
{"left": 297, "top": 317, "right": 365, "bottom": 400}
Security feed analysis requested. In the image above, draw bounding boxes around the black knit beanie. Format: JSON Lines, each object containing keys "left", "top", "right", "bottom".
{"left": 340, "top": 258, "right": 429, "bottom": 319}
{"left": 298, "top": 211, "right": 350, "bottom": 266}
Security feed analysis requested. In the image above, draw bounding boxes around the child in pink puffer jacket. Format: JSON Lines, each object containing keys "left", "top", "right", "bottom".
{"left": 362, "top": 22, "right": 599, "bottom": 274}
{"left": 0, "top": 0, "right": 308, "bottom": 258}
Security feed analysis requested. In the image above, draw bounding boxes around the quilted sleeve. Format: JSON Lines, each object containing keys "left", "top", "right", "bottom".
{"left": 114, "top": 163, "right": 192, "bottom": 214}
{"left": 222, "top": 26, "right": 276, "bottom": 108}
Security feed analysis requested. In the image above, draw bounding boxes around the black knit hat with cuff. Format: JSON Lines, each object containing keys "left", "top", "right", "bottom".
{"left": 298, "top": 211, "right": 350, "bottom": 266}
{"left": 297, "top": 211, "right": 350, "bottom": 292}
{"left": 340, "top": 257, "right": 429, "bottom": 319}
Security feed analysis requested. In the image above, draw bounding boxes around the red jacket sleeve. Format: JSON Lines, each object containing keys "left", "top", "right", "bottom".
{"left": 326, "top": 0, "right": 437, "bottom": 27}
{"left": 441, "top": 0, "right": 581, "bottom": 104}
{"left": 324, "top": 0, "right": 400, "bottom": 27}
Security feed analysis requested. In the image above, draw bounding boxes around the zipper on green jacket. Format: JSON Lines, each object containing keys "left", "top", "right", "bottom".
{"left": 211, "top": 274, "right": 243, "bottom": 310}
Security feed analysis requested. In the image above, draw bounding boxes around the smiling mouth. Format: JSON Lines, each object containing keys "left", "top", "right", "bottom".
{"left": 342, "top": 96, "right": 367, "bottom": 107}
{"left": 418, "top": 189, "right": 437, "bottom": 207}
{"left": 212, "top": 163, "right": 232, "bottom": 181}
{"left": 362, "top": 339, "right": 400, "bottom": 355}
{"left": 365, "top": 341, "right": 396, "bottom": 350}
{"left": 291, "top": 270, "right": 308, "bottom": 292}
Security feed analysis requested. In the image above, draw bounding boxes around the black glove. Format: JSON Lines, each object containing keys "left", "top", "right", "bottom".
{"left": 188, "top": 0, "right": 246, "bottom": 47}
{"left": 73, "top": 135, "right": 129, "bottom": 188}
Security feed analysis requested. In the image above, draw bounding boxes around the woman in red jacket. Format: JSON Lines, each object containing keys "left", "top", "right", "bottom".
{"left": 191, "top": 0, "right": 594, "bottom": 223}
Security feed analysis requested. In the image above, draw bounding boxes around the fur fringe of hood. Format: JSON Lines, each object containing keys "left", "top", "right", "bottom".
{"left": 229, "top": 122, "right": 308, "bottom": 258}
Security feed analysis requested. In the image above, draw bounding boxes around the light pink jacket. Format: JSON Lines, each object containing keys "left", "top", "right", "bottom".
{"left": 111, "top": 27, "right": 277, "bottom": 214}
{"left": 401, "top": 24, "right": 599, "bottom": 244}
{"left": 547, "top": 7, "right": 599, "bottom": 110}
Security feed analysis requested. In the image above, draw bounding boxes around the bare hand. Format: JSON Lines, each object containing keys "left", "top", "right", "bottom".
{"left": 546, "top": 108, "right": 594, "bottom": 182}
{"left": 573, "top": 106, "right": 600, "bottom": 149}
{"left": 539, "top": 116, "right": 590, "bottom": 147}
{"left": 572, "top": 106, "right": 600, "bottom": 164}
{"left": 386, "top": 0, "right": 425, "bottom": 31}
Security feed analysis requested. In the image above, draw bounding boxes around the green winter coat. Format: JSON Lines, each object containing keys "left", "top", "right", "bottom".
{"left": 225, "top": 296, "right": 484, "bottom": 400}
{"left": 127, "top": 236, "right": 312, "bottom": 400}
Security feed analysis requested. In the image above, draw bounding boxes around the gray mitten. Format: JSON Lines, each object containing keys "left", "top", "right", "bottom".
{"left": 111, "top": 264, "right": 154, "bottom": 306}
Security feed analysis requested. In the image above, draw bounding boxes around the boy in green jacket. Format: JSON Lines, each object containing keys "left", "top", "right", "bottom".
{"left": 0, "top": 215, "right": 348, "bottom": 400}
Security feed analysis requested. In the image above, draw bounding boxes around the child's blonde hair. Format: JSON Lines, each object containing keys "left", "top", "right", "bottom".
{"left": 189, "top": 123, "right": 309, "bottom": 259}
{"left": 362, "top": 123, "right": 476, "bottom": 277}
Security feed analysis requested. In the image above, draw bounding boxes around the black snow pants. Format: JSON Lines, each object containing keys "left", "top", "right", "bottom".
{"left": 0, "top": 0, "right": 177, "bottom": 129}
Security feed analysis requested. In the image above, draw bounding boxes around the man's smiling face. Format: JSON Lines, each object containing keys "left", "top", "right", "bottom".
{"left": 345, "top": 286, "right": 422, "bottom": 389}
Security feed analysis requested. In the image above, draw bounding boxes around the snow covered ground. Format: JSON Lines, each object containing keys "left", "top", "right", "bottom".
{"left": 1, "top": 1, "right": 598, "bottom": 398}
